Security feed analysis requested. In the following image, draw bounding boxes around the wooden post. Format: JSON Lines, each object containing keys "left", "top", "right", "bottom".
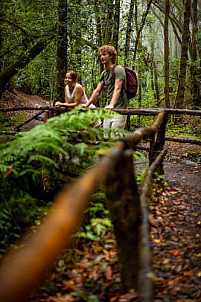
{"left": 149, "top": 113, "right": 167, "bottom": 174}
{"left": 104, "top": 149, "right": 141, "bottom": 293}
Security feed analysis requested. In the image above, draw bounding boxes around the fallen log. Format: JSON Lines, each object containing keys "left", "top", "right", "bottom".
{"left": 165, "top": 136, "right": 201, "bottom": 145}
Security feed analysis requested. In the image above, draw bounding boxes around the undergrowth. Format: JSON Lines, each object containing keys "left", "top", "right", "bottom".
{"left": 0, "top": 108, "right": 134, "bottom": 250}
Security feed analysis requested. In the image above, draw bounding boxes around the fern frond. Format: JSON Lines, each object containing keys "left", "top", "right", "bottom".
{"left": 27, "top": 155, "right": 59, "bottom": 167}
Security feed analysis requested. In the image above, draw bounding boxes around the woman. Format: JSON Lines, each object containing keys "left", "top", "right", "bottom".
{"left": 55, "top": 70, "right": 95, "bottom": 109}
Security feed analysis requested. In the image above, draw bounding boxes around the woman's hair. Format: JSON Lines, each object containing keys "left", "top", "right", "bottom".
{"left": 98, "top": 45, "right": 117, "bottom": 64}
{"left": 66, "top": 70, "right": 78, "bottom": 82}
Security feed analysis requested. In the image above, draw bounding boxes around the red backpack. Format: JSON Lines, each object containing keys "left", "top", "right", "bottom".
{"left": 112, "top": 65, "right": 138, "bottom": 100}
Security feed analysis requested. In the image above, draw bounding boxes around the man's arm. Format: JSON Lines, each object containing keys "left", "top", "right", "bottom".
{"left": 82, "top": 81, "right": 104, "bottom": 108}
{"left": 104, "top": 78, "right": 123, "bottom": 109}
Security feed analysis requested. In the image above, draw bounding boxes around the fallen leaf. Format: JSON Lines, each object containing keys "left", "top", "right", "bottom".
{"left": 106, "top": 265, "right": 112, "bottom": 280}
{"left": 4, "top": 165, "right": 13, "bottom": 178}
{"left": 170, "top": 249, "right": 179, "bottom": 256}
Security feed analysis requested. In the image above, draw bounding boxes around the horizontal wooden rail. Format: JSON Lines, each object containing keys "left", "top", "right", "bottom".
{"left": 1, "top": 106, "right": 201, "bottom": 116}
{"left": 0, "top": 113, "right": 166, "bottom": 302}
{"left": 125, "top": 107, "right": 201, "bottom": 116}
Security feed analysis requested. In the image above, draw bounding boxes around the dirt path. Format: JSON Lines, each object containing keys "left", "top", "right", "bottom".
{"left": 151, "top": 143, "right": 201, "bottom": 301}
{"left": 0, "top": 90, "right": 50, "bottom": 131}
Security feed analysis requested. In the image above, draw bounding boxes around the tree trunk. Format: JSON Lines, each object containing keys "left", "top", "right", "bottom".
{"left": 149, "top": 114, "right": 168, "bottom": 174}
{"left": 124, "top": 0, "right": 134, "bottom": 65}
{"left": 55, "top": 0, "right": 67, "bottom": 103}
{"left": 149, "top": 24, "right": 160, "bottom": 105}
{"left": 190, "top": 0, "right": 200, "bottom": 109}
{"left": 0, "top": 2, "right": 3, "bottom": 73}
{"left": 104, "top": 150, "right": 141, "bottom": 293}
{"left": 135, "top": 2, "right": 142, "bottom": 123}
{"left": 94, "top": 0, "right": 102, "bottom": 46}
{"left": 175, "top": 0, "right": 191, "bottom": 112}
{"left": 164, "top": 0, "right": 170, "bottom": 108}
{"left": 105, "top": 3, "right": 114, "bottom": 44}
{"left": 113, "top": 0, "right": 120, "bottom": 51}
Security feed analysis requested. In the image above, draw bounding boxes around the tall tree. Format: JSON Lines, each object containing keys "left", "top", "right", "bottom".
{"left": 175, "top": 0, "right": 191, "bottom": 111}
{"left": 149, "top": 24, "right": 160, "bottom": 105}
{"left": 164, "top": 0, "right": 170, "bottom": 108}
{"left": 113, "top": 0, "right": 120, "bottom": 50}
{"left": 94, "top": 0, "right": 102, "bottom": 46}
{"left": 55, "top": 0, "right": 67, "bottom": 103}
{"left": 103, "top": 3, "right": 114, "bottom": 44}
{"left": 134, "top": 1, "right": 142, "bottom": 123}
{"left": 190, "top": 0, "right": 200, "bottom": 109}
{"left": 124, "top": 0, "right": 135, "bottom": 65}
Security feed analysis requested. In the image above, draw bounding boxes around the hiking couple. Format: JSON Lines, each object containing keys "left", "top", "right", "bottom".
{"left": 55, "top": 45, "right": 132, "bottom": 131}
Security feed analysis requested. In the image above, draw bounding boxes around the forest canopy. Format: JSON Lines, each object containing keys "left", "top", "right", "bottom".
{"left": 0, "top": 0, "right": 200, "bottom": 109}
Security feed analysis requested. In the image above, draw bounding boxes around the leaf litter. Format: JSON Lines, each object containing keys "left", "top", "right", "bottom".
{"left": 29, "top": 142, "right": 201, "bottom": 302}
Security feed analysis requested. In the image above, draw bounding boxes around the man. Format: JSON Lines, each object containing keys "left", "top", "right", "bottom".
{"left": 83, "top": 45, "right": 128, "bottom": 130}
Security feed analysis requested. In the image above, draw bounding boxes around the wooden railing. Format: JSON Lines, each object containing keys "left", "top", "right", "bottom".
{"left": 0, "top": 107, "right": 200, "bottom": 302}
{"left": 1, "top": 106, "right": 201, "bottom": 146}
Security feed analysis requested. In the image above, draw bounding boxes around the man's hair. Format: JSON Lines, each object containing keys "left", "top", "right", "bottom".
{"left": 98, "top": 45, "right": 117, "bottom": 64}
{"left": 66, "top": 70, "right": 78, "bottom": 82}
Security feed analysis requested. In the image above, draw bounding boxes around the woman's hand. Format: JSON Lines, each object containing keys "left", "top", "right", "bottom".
{"left": 55, "top": 101, "right": 62, "bottom": 109}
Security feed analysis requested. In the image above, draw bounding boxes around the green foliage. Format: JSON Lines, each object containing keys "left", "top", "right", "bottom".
{"left": 75, "top": 188, "right": 112, "bottom": 242}
{"left": 166, "top": 120, "right": 201, "bottom": 139}
{"left": 0, "top": 108, "right": 129, "bottom": 249}
{"left": 75, "top": 217, "right": 112, "bottom": 242}
{"left": 133, "top": 150, "right": 148, "bottom": 184}
{"left": 0, "top": 197, "right": 50, "bottom": 251}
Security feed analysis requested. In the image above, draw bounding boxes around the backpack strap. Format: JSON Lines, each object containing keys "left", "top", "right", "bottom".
{"left": 112, "top": 65, "right": 126, "bottom": 96}
{"left": 100, "top": 70, "right": 106, "bottom": 84}
{"left": 112, "top": 65, "right": 117, "bottom": 80}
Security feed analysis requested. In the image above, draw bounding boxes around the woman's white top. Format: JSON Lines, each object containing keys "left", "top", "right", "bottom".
{"left": 65, "top": 83, "right": 95, "bottom": 108}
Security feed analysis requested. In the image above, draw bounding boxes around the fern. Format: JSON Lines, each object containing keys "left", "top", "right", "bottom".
{"left": 0, "top": 108, "right": 125, "bottom": 192}
{"left": 1, "top": 108, "right": 146, "bottom": 249}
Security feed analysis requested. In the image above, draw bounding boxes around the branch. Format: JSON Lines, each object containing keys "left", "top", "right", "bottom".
{"left": 165, "top": 136, "right": 201, "bottom": 146}
{"left": 133, "top": 0, "right": 153, "bottom": 63}
{"left": 0, "top": 35, "right": 55, "bottom": 98}
{"left": 14, "top": 110, "right": 44, "bottom": 130}
{"left": 67, "top": 31, "right": 98, "bottom": 50}
{"left": 153, "top": 2, "right": 182, "bottom": 34}
{"left": 0, "top": 18, "right": 33, "bottom": 41}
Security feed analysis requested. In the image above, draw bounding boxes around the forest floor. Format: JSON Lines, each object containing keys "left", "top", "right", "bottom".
{"left": 1, "top": 91, "right": 201, "bottom": 301}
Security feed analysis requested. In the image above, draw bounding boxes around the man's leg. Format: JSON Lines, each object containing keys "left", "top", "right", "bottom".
{"left": 103, "top": 118, "right": 112, "bottom": 139}
{"left": 103, "top": 116, "right": 127, "bottom": 139}
{"left": 111, "top": 115, "right": 127, "bottom": 129}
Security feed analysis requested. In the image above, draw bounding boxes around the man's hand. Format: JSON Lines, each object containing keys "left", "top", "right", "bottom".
{"left": 82, "top": 103, "right": 89, "bottom": 108}
{"left": 104, "top": 104, "right": 114, "bottom": 110}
